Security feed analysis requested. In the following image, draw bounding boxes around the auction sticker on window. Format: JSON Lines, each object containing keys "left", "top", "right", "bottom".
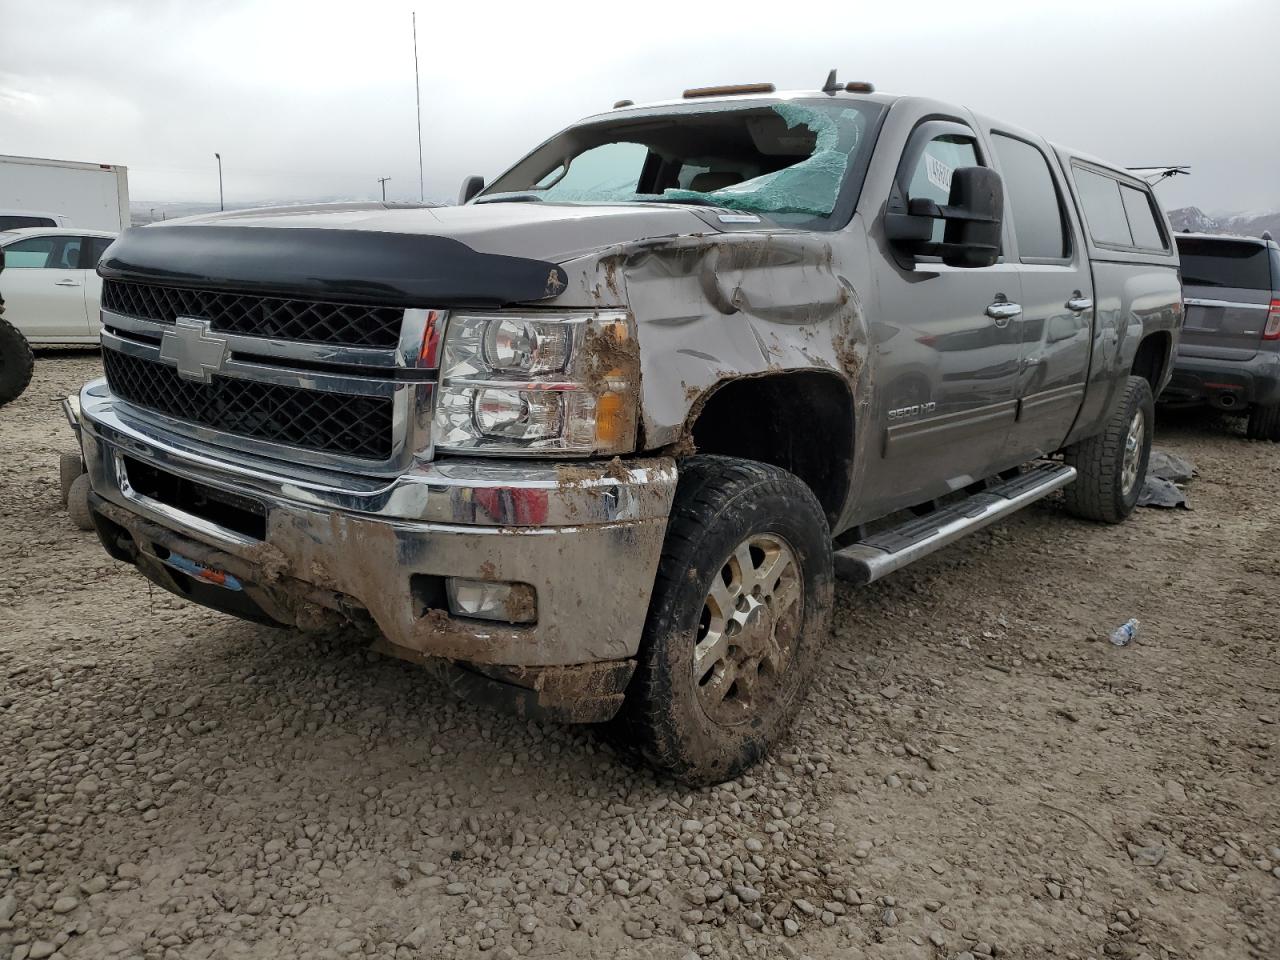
{"left": 926, "top": 154, "right": 954, "bottom": 193}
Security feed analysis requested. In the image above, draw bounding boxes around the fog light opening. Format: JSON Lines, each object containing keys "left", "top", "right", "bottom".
{"left": 445, "top": 578, "right": 538, "bottom": 624}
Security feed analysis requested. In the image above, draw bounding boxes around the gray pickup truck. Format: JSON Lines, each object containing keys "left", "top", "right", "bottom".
{"left": 74, "top": 77, "right": 1182, "bottom": 783}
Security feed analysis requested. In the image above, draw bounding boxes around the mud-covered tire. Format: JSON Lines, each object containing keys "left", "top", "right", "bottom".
{"left": 0, "top": 316, "right": 34, "bottom": 407}
{"left": 1245, "top": 403, "right": 1280, "bottom": 442}
{"left": 59, "top": 451, "right": 86, "bottom": 507}
{"left": 67, "top": 473, "right": 95, "bottom": 531}
{"left": 1062, "top": 375, "right": 1154, "bottom": 524}
{"left": 613, "top": 455, "right": 833, "bottom": 785}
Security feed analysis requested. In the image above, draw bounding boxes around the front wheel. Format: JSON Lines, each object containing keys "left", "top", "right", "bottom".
{"left": 614, "top": 456, "right": 833, "bottom": 785}
{"left": 1061, "top": 375, "right": 1154, "bottom": 524}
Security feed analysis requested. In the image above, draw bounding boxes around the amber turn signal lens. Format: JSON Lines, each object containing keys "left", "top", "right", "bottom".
{"left": 595, "top": 385, "right": 625, "bottom": 446}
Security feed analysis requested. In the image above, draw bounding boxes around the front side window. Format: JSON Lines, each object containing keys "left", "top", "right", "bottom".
{"left": 906, "top": 134, "right": 980, "bottom": 244}
{"left": 479, "top": 100, "right": 881, "bottom": 228}
{"left": 992, "top": 134, "right": 1069, "bottom": 260}
{"left": 2, "top": 236, "right": 84, "bottom": 268}
{"left": 3, "top": 236, "right": 59, "bottom": 268}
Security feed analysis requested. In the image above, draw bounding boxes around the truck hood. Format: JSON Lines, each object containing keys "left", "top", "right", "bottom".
{"left": 99, "top": 202, "right": 729, "bottom": 308}
{"left": 160, "top": 201, "right": 718, "bottom": 264}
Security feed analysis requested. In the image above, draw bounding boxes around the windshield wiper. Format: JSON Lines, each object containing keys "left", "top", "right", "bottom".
{"left": 474, "top": 193, "right": 544, "bottom": 204}
{"left": 652, "top": 196, "right": 720, "bottom": 207}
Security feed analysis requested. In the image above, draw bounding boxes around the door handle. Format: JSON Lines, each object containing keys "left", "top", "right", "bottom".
{"left": 1065, "top": 296, "right": 1093, "bottom": 312}
{"left": 985, "top": 299, "right": 1023, "bottom": 326}
{"left": 54, "top": 279, "right": 82, "bottom": 287}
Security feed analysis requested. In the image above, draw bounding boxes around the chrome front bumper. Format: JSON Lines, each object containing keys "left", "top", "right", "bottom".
{"left": 78, "top": 379, "right": 677, "bottom": 668}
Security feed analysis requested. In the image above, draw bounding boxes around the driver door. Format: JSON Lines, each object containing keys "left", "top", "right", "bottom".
{"left": 865, "top": 121, "right": 1024, "bottom": 516}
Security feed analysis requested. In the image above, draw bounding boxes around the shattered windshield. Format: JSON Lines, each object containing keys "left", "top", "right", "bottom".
{"left": 478, "top": 100, "right": 881, "bottom": 227}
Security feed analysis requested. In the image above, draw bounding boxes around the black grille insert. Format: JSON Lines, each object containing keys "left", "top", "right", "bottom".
{"left": 102, "top": 279, "right": 404, "bottom": 348}
{"left": 103, "top": 350, "right": 394, "bottom": 461}
{"left": 123, "top": 456, "right": 267, "bottom": 540}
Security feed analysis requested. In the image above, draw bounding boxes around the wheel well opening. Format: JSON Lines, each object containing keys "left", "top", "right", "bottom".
{"left": 688, "top": 371, "right": 854, "bottom": 524}
{"left": 1132, "top": 332, "right": 1171, "bottom": 392}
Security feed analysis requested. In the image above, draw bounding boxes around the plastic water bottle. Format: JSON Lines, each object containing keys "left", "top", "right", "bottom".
{"left": 1109, "top": 618, "right": 1139, "bottom": 647}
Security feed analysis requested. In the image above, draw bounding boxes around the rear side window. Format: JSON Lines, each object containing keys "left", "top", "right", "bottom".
{"left": 992, "top": 134, "right": 1068, "bottom": 260}
{"left": 1073, "top": 168, "right": 1133, "bottom": 246}
{"left": 1120, "top": 184, "right": 1167, "bottom": 251}
{"left": 0, "top": 215, "right": 57, "bottom": 230}
{"left": 83, "top": 236, "right": 114, "bottom": 266}
{"left": 1175, "top": 237, "right": 1272, "bottom": 290}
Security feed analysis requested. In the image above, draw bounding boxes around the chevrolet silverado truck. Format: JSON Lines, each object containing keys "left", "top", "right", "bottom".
{"left": 1162, "top": 231, "right": 1280, "bottom": 440}
{"left": 75, "top": 76, "right": 1181, "bottom": 783}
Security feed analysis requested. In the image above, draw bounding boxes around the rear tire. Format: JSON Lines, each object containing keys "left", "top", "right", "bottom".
{"left": 67, "top": 473, "right": 95, "bottom": 531}
{"left": 1061, "top": 375, "right": 1154, "bottom": 524}
{"left": 1245, "top": 403, "right": 1280, "bottom": 442}
{"left": 0, "top": 316, "right": 34, "bottom": 407}
{"left": 612, "top": 456, "right": 833, "bottom": 785}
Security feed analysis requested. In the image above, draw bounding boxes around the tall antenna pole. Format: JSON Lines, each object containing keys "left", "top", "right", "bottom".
{"left": 412, "top": 11, "right": 424, "bottom": 202}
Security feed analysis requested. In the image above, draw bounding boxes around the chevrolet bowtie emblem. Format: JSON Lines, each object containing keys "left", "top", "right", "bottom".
{"left": 159, "top": 317, "right": 229, "bottom": 383}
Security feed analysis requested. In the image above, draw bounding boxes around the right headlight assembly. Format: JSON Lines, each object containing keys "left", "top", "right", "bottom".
{"left": 432, "top": 311, "right": 638, "bottom": 456}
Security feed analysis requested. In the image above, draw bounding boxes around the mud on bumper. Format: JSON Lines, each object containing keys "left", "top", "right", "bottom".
{"left": 78, "top": 381, "right": 677, "bottom": 722}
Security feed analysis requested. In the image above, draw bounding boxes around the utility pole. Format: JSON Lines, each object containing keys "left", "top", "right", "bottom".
{"left": 214, "top": 152, "right": 224, "bottom": 211}
{"left": 412, "top": 11, "right": 424, "bottom": 202}
{"left": 377, "top": 177, "right": 391, "bottom": 201}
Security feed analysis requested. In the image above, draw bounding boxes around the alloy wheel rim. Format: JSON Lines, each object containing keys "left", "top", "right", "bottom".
{"left": 1122, "top": 409, "right": 1145, "bottom": 496}
{"left": 693, "top": 533, "right": 803, "bottom": 726}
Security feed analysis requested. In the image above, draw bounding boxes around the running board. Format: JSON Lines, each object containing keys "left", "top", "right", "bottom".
{"left": 834, "top": 463, "right": 1077, "bottom": 585}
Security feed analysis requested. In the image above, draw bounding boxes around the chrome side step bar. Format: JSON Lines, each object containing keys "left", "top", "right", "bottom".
{"left": 834, "top": 463, "right": 1077, "bottom": 585}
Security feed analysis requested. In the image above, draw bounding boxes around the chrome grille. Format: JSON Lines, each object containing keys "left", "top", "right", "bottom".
{"left": 101, "top": 279, "right": 404, "bottom": 348}
{"left": 102, "top": 349, "right": 395, "bottom": 461}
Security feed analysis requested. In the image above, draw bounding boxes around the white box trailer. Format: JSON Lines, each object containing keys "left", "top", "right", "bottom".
{"left": 0, "top": 154, "right": 130, "bottom": 232}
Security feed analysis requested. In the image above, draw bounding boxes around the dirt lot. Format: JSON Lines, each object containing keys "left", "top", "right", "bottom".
{"left": 1, "top": 353, "right": 1277, "bottom": 960}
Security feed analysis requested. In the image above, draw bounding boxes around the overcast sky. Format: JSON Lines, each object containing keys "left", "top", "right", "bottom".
{"left": 2, "top": 0, "right": 1276, "bottom": 214}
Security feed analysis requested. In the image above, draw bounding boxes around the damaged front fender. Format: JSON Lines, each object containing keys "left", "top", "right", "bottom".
{"left": 560, "top": 227, "right": 873, "bottom": 450}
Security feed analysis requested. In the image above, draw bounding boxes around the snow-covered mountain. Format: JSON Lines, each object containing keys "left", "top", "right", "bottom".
{"left": 1168, "top": 206, "right": 1279, "bottom": 240}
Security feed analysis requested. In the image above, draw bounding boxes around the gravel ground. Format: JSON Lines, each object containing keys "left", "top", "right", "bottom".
{"left": 1, "top": 353, "right": 1278, "bottom": 960}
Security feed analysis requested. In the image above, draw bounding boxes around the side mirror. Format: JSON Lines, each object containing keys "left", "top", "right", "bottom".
{"left": 458, "top": 175, "right": 485, "bottom": 205}
{"left": 885, "top": 166, "right": 1004, "bottom": 268}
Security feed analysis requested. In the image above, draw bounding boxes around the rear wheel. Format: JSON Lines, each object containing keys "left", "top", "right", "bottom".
{"left": 614, "top": 456, "right": 833, "bottom": 785}
{"left": 0, "top": 316, "right": 34, "bottom": 407}
{"left": 1061, "top": 375, "right": 1153, "bottom": 524}
{"left": 1245, "top": 403, "right": 1280, "bottom": 442}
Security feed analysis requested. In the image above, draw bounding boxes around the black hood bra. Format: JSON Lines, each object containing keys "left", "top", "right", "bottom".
{"left": 98, "top": 225, "right": 570, "bottom": 307}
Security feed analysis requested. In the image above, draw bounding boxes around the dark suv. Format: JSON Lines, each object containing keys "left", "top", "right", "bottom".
{"left": 1165, "top": 232, "right": 1280, "bottom": 440}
